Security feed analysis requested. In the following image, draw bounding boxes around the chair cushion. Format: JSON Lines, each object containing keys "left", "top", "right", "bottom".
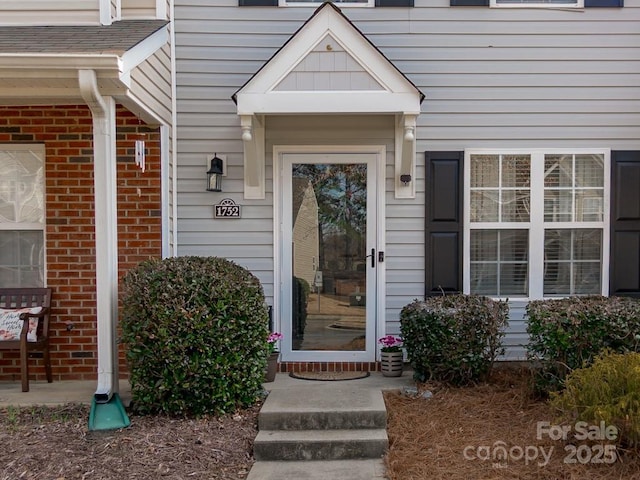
{"left": 0, "top": 307, "right": 42, "bottom": 342}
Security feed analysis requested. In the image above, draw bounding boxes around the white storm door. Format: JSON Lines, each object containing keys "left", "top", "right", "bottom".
{"left": 280, "top": 151, "right": 380, "bottom": 362}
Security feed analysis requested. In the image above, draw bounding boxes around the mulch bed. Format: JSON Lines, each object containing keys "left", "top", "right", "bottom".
{"left": 384, "top": 367, "right": 640, "bottom": 480}
{"left": 0, "top": 403, "right": 260, "bottom": 480}
{"left": 3, "top": 369, "right": 639, "bottom": 480}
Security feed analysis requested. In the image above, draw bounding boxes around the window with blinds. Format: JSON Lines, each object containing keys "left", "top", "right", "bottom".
{"left": 465, "top": 150, "right": 608, "bottom": 299}
{"left": 491, "top": 0, "right": 583, "bottom": 7}
{"left": 0, "top": 145, "right": 45, "bottom": 288}
{"left": 279, "top": 0, "right": 372, "bottom": 6}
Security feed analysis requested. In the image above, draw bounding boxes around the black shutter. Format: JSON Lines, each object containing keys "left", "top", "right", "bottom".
{"left": 239, "top": 0, "right": 277, "bottom": 6}
{"left": 610, "top": 151, "right": 640, "bottom": 297}
{"left": 584, "top": 0, "right": 623, "bottom": 6}
{"left": 450, "top": 0, "right": 489, "bottom": 5}
{"left": 425, "top": 151, "right": 463, "bottom": 296}
{"left": 376, "top": 0, "right": 414, "bottom": 5}
{"left": 451, "top": 0, "right": 622, "bottom": 5}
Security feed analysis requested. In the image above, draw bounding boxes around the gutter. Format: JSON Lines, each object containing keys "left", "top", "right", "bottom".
{"left": 78, "top": 69, "right": 120, "bottom": 404}
{"left": 0, "top": 54, "right": 123, "bottom": 71}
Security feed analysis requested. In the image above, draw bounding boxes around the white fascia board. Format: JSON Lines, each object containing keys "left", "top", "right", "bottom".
{"left": 240, "top": 16, "right": 332, "bottom": 94}
{"left": 237, "top": 91, "right": 421, "bottom": 116}
{"left": 0, "top": 54, "right": 122, "bottom": 71}
{"left": 120, "top": 25, "right": 168, "bottom": 74}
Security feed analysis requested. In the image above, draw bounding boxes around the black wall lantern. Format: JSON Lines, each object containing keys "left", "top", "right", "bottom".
{"left": 206, "top": 154, "right": 224, "bottom": 192}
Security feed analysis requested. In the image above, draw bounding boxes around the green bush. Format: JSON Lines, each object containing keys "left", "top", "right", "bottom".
{"left": 526, "top": 296, "right": 640, "bottom": 394}
{"left": 121, "top": 256, "right": 269, "bottom": 416}
{"left": 400, "top": 294, "right": 508, "bottom": 386}
{"left": 551, "top": 351, "right": 640, "bottom": 449}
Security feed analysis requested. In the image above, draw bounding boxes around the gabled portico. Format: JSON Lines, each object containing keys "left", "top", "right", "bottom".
{"left": 233, "top": 3, "right": 424, "bottom": 367}
{"left": 233, "top": 2, "right": 424, "bottom": 200}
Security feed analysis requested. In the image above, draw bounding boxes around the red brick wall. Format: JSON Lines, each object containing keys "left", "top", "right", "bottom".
{"left": 0, "top": 105, "right": 162, "bottom": 383}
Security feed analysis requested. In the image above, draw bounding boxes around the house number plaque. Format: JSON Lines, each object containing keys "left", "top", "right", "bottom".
{"left": 214, "top": 198, "right": 242, "bottom": 218}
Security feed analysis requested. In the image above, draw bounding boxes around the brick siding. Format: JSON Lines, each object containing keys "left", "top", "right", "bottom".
{"left": 0, "top": 105, "right": 162, "bottom": 383}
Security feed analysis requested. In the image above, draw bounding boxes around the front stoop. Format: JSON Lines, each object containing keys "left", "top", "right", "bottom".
{"left": 248, "top": 379, "right": 393, "bottom": 480}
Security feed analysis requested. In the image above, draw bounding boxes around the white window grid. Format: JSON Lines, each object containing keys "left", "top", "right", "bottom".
{"left": 464, "top": 149, "right": 610, "bottom": 300}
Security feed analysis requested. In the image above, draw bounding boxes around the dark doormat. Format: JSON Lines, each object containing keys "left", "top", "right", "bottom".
{"left": 289, "top": 371, "right": 370, "bottom": 381}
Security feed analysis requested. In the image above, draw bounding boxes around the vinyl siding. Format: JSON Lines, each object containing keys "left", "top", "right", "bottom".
{"left": 174, "top": 0, "right": 640, "bottom": 359}
{"left": 0, "top": 0, "right": 163, "bottom": 25}
{"left": 0, "top": 0, "right": 100, "bottom": 25}
{"left": 130, "top": 43, "right": 173, "bottom": 125}
{"left": 121, "top": 0, "right": 158, "bottom": 19}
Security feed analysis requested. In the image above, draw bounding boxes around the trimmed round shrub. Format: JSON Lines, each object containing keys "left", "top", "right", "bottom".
{"left": 526, "top": 295, "right": 640, "bottom": 394}
{"left": 400, "top": 294, "right": 508, "bottom": 386}
{"left": 551, "top": 351, "right": 640, "bottom": 449}
{"left": 121, "top": 256, "right": 269, "bottom": 416}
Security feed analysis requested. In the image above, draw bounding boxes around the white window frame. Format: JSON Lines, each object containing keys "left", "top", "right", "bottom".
{"left": 279, "top": 0, "right": 373, "bottom": 7}
{"left": 0, "top": 144, "right": 47, "bottom": 288}
{"left": 463, "top": 149, "right": 610, "bottom": 301}
{"left": 490, "top": 0, "right": 583, "bottom": 8}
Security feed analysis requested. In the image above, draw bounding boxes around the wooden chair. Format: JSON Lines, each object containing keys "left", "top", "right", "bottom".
{"left": 0, "top": 288, "right": 53, "bottom": 392}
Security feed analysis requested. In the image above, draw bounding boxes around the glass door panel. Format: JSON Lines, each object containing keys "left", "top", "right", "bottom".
{"left": 292, "top": 163, "right": 367, "bottom": 352}
{"left": 281, "top": 152, "right": 378, "bottom": 362}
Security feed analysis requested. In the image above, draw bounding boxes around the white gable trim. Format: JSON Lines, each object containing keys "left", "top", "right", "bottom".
{"left": 234, "top": 3, "right": 423, "bottom": 200}
{"left": 236, "top": 8, "right": 419, "bottom": 109}
{"left": 121, "top": 26, "right": 169, "bottom": 75}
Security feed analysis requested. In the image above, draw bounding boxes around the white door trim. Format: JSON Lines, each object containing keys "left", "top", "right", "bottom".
{"left": 273, "top": 144, "right": 386, "bottom": 362}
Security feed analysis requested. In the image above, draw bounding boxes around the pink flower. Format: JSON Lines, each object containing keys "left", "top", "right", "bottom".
{"left": 378, "top": 335, "right": 403, "bottom": 352}
{"left": 267, "top": 332, "right": 283, "bottom": 354}
{"left": 268, "top": 332, "right": 283, "bottom": 343}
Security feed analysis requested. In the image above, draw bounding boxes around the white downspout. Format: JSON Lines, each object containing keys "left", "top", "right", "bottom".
{"left": 78, "top": 69, "right": 119, "bottom": 403}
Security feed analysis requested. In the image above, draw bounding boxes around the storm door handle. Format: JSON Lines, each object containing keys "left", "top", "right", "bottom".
{"left": 366, "top": 248, "right": 376, "bottom": 268}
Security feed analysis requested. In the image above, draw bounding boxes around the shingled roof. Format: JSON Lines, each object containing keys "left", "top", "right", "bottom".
{"left": 0, "top": 20, "right": 168, "bottom": 54}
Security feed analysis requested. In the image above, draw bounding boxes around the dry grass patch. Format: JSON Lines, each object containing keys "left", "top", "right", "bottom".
{"left": 384, "top": 367, "right": 640, "bottom": 480}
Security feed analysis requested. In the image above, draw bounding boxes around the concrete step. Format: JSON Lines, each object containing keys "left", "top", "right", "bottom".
{"left": 253, "top": 428, "right": 388, "bottom": 461}
{"left": 246, "top": 459, "right": 388, "bottom": 480}
{"left": 259, "top": 407, "right": 387, "bottom": 431}
{"left": 258, "top": 385, "right": 387, "bottom": 431}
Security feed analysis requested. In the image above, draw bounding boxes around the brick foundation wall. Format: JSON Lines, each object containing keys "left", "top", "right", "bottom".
{"left": 0, "top": 105, "right": 162, "bottom": 383}
{"left": 278, "top": 362, "right": 380, "bottom": 373}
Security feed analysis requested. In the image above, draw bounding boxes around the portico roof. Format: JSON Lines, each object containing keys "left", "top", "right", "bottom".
{"left": 0, "top": 20, "right": 169, "bottom": 118}
{"left": 233, "top": 2, "right": 424, "bottom": 115}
